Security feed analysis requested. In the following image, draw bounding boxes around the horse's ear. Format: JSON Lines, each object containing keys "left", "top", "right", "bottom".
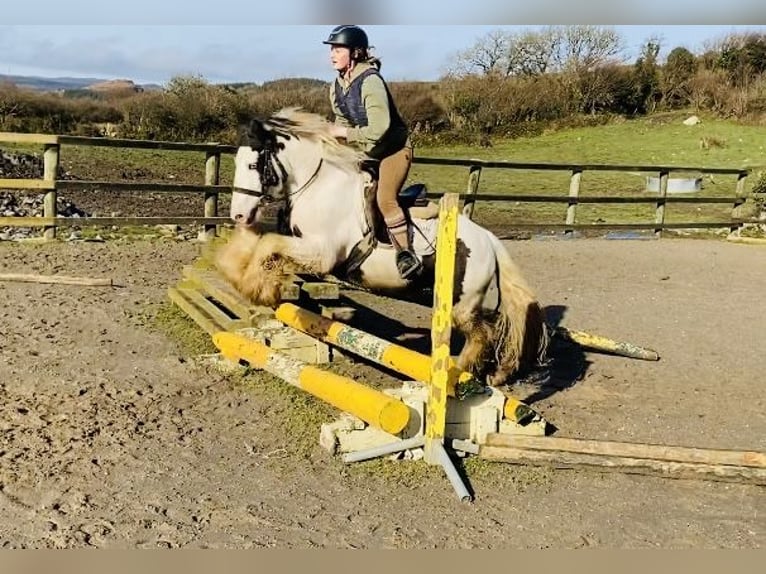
{"left": 246, "top": 119, "right": 269, "bottom": 152}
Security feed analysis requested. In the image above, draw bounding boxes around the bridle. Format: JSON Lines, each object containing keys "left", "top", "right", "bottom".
{"left": 232, "top": 146, "right": 324, "bottom": 205}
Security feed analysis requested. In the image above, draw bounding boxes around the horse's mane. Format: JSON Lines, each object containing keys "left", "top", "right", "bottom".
{"left": 268, "top": 107, "right": 368, "bottom": 172}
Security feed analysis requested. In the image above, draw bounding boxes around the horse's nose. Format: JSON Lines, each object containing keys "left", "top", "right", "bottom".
{"left": 233, "top": 213, "right": 243, "bottom": 222}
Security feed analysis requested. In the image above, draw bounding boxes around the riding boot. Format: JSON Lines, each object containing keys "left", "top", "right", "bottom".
{"left": 396, "top": 248, "right": 422, "bottom": 280}
{"left": 390, "top": 229, "right": 422, "bottom": 280}
{"left": 387, "top": 214, "right": 422, "bottom": 280}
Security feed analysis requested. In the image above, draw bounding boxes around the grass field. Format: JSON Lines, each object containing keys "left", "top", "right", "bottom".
{"left": 2, "top": 110, "right": 765, "bottom": 231}
{"left": 409, "top": 111, "right": 766, "bottom": 227}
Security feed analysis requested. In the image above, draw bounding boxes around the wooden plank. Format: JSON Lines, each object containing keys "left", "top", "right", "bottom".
{"left": 493, "top": 221, "right": 745, "bottom": 233}
{"left": 279, "top": 280, "right": 301, "bottom": 301}
{"left": 182, "top": 266, "right": 256, "bottom": 320}
{"left": 176, "top": 282, "right": 241, "bottom": 332}
{"left": 0, "top": 179, "right": 55, "bottom": 190}
{"left": 414, "top": 156, "right": 748, "bottom": 176}
{"left": 479, "top": 445, "right": 766, "bottom": 484}
{"left": 0, "top": 273, "right": 113, "bottom": 286}
{"left": 481, "top": 434, "right": 766, "bottom": 485}
{"left": 483, "top": 434, "right": 766, "bottom": 468}
{"left": 727, "top": 236, "right": 766, "bottom": 245}
{"left": 0, "top": 132, "right": 59, "bottom": 145}
{"left": 57, "top": 181, "right": 230, "bottom": 193}
{"left": 167, "top": 287, "right": 227, "bottom": 336}
{"left": 0, "top": 216, "right": 229, "bottom": 227}
{"left": 300, "top": 282, "right": 340, "bottom": 300}
{"left": 424, "top": 194, "right": 745, "bottom": 204}
{"left": 183, "top": 265, "right": 301, "bottom": 312}
{"left": 57, "top": 135, "right": 236, "bottom": 154}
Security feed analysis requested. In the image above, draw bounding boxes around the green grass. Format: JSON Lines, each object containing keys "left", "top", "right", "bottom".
{"left": 409, "top": 111, "right": 765, "bottom": 227}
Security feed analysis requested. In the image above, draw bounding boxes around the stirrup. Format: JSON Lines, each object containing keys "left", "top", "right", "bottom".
{"left": 396, "top": 250, "right": 422, "bottom": 280}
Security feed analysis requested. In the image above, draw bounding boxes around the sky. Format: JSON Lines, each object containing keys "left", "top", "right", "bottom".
{"left": 2, "top": 1, "right": 765, "bottom": 86}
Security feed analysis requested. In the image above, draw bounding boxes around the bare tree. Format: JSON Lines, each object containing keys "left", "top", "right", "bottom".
{"left": 447, "top": 29, "right": 511, "bottom": 76}
{"left": 447, "top": 25, "right": 624, "bottom": 78}
{"left": 505, "top": 27, "right": 562, "bottom": 76}
{"left": 556, "top": 25, "right": 624, "bottom": 72}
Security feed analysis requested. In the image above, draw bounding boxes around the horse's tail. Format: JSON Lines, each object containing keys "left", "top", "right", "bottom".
{"left": 488, "top": 234, "right": 549, "bottom": 380}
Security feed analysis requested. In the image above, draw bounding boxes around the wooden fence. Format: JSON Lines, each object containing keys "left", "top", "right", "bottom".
{"left": 0, "top": 132, "right": 760, "bottom": 240}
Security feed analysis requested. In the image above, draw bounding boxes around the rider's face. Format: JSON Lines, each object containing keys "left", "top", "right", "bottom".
{"left": 330, "top": 45, "right": 351, "bottom": 73}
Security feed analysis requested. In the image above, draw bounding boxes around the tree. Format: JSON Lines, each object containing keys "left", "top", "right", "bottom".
{"left": 633, "top": 38, "right": 662, "bottom": 114}
{"left": 449, "top": 30, "right": 511, "bottom": 76}
{"left": 446, "top": 25, "right": 624, "bottom": 79}
{"left": 717, "top": 33, "right": 766, "bottom": 86}
{"left": 662, "top": 46, "right": 698, "bottom": 108}
{"left": 557, "top": 25, "right": 624, "bottom": 72}
{"left": 505, "top": 28, "right": 561, "bottom": 76}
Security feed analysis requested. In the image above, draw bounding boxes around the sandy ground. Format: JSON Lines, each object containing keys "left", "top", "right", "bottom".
{"left": 0, "top": 235, "right": 763, "bottom": 549}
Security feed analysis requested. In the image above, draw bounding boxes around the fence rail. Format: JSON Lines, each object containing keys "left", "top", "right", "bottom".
{"left": 0, "top": 131, "right": 760, "bottom": 240}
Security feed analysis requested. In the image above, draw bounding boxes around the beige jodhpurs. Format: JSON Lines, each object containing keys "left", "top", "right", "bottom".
{"left": 377, "top": 145, "right": 413, "bottom": 249}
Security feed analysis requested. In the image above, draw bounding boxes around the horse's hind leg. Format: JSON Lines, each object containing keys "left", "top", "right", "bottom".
{"left": 452, "top": 295, "right": 493, "bottom": 378}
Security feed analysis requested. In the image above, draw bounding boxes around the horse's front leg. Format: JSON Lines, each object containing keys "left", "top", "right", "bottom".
{"left": 249, "top": 232, "right": 336, "bottom": 274}
{"left": 241, "top": 232, "right": 336, "bottom": 306}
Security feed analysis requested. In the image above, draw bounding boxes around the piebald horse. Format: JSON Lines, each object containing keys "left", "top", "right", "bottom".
{"left": 216, "top": 108, "right": 548, "bottom": 385}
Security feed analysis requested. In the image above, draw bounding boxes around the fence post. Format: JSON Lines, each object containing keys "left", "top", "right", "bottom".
{"left": 565, "top": 168, "right": 582, "bottom": 236}
{"left": 204, "top": 150, "right": 221, "bottom": 240}
{"left": 462, "top": 165, "right": 482, "bottom": 220}
{"left": 654, "top": 170, "right": 669, "bottom": 238}
{"left": 731, "top": 170, "right": 749, "bottom": 234}
{"left": 43, "top": 143, "right": 60, "bottom": 240}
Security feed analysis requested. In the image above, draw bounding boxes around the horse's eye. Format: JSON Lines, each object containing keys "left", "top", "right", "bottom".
{"left": 247, "top": 162, "right": 258, "bottom": 170}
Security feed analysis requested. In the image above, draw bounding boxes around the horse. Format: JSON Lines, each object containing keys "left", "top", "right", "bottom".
{"left": 216, "top": 107, "right": 548, "bottom": 386}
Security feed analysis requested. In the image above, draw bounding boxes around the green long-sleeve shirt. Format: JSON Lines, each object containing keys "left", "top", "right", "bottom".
{"left": 330, "top": 62, "right": 409, "bottom": 159}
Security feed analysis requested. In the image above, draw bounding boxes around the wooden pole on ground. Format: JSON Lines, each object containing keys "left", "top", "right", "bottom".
{"left": 0, "top": 273, "right": 113, "bottom": 287}
{"left": 479, "top": 434, "right": 766, "bottom": 485}
{"left": 553, "top": 326, "right": 659, "bottom": 361}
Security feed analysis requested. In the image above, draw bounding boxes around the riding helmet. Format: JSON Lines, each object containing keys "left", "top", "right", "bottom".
{"left": 323, "top": 25, "right": 369, "bottom": 49}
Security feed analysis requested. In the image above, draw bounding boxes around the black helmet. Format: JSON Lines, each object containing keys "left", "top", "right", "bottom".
{"left": 323, "top": 25, "right": 369, "bottom": 50}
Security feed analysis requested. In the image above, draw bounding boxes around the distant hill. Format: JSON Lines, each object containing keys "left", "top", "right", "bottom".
{"left": 87, "top": 79, "right": 143, "bottom": 93}
{"left": 0, "top": 73, "right": 161, "bottom": 92}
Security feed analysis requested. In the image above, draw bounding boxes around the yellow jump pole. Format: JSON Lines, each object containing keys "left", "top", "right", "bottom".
{"left": 425, "top": 193, "right": 472, "bottom": 502}
{"left": 554, "top": 326, "right": 660, "bottom": 361}
{"left": 212, "top": 331, "right": 410, "bottom": 436}
{"left": 275, "top": 302, "right": 545, "bottom": 427}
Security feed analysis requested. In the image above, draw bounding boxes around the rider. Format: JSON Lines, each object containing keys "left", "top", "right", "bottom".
{"left": 323, "top": 25, "right": 422, "bottom": 280}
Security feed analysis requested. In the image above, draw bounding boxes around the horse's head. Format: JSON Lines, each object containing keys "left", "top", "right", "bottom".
{"left": 230, "top": 117, "right": 292, "bottom": 227}
{"left": 231, "top": 108, "right": 368, "bottom": 228}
